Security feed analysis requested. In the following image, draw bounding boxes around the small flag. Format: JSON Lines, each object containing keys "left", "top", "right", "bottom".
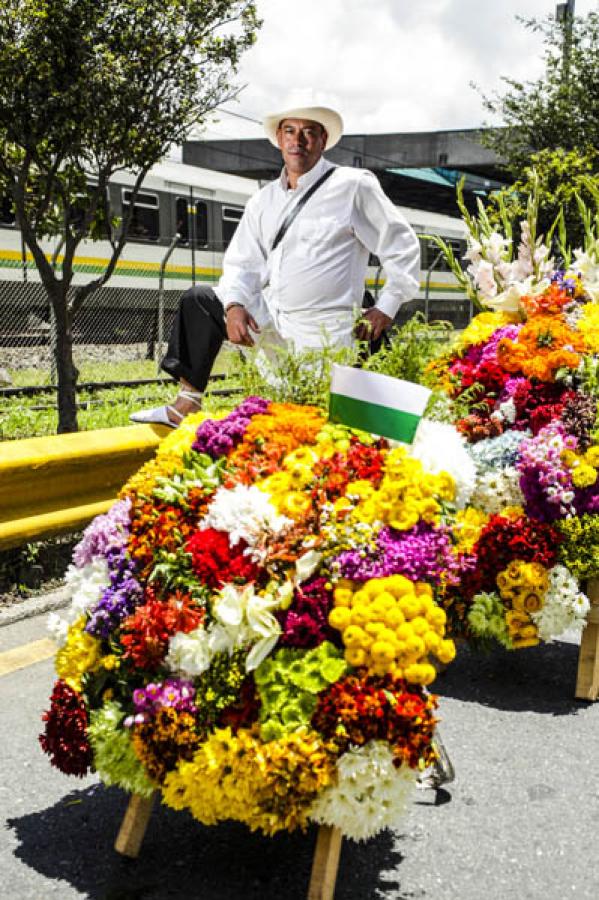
{"left": 329, "top": 365, "right": 431, "bottom": 444}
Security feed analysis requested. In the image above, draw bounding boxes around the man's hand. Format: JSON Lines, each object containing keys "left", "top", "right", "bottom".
{"left": 354, "top": 308, "right": 392, "bottom": 342}
{"left": 226, "top": 305, "right": 260, "bottom": 347}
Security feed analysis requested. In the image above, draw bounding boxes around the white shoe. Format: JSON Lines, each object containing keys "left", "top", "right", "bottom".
{"left": 129, "top": 405, "right": 180, "bottom": 427}
{"left": 129, "top": 390, "right": 203, "bottom": 428}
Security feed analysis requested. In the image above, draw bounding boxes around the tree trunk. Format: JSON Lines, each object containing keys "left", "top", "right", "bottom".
{"left": 51, "top": 287, "right": 79, "bottom": 433}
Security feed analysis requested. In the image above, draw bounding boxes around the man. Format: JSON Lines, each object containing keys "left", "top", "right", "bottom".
{"left": 131, "top": 104, "right": 420, "bottom": 426}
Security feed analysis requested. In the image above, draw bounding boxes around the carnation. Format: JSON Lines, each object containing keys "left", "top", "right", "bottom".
{"left": 201, "top": 483, "right": 291, "bottom": 554}
{"left": 411, "top": 419, "right": 476, "bottom": 508}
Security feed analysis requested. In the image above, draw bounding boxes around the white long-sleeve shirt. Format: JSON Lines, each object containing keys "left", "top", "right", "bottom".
{"left": 216, "top": 156, "right": 420, "bottom": 348}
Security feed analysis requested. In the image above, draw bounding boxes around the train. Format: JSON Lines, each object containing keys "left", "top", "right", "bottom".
{"left": 0, "top": 159, "right": 470, "bottom": 350}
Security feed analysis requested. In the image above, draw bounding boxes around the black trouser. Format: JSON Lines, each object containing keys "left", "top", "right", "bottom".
{"left": 161, "top": 286, "right": 226, "bottom": 392}
{"left": 161, "top": 286, "right": 388, "bottom": 390}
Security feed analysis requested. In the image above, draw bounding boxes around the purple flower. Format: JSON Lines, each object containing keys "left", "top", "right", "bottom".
{"left": 276, "top": 577, "right": 337, "bottom": 649}
{"left": 334, "top": 523, "right": 461, "bottom": 586}
{"left": 85, "top": 547, "right": 143, "bottom": 639}
{"left": 126, "top": 678, "right": 197, "bottom": 725}
{"left": 192, "top": 396, "right": 269, "bottom": 458}
{"left": 73, "top": 498, "right": 132, "bottom": 567}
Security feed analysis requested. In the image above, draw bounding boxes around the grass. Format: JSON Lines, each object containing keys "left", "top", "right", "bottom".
{"left": 0, "top": 348, "right": 243, "bottom": 441}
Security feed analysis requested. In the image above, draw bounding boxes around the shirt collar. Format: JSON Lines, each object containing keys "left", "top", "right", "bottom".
{"left": 279, "top": 156, "right": 333, "bottom": 193}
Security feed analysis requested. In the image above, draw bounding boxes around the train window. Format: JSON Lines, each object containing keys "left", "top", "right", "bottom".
{"left": 176, "top": 198, "right": 209, "bottom": 247}
{"left": 222, "top": 205, "right": 244, "bottom": 248}
{"left": 0, "top": 195, "right": 15, "bottom": 226}
{"left": 122, "top": 189, "right": 159, "bottom": 241}
{"left": 421, "top": 236, "right": 463, "bottom": 272}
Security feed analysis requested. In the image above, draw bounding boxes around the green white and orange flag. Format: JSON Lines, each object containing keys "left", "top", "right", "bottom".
{"left": 328, "top": 364, "right": 431, "bottom": 444}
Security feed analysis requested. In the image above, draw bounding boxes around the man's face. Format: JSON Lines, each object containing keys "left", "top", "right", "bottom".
{"left": 276, "top": 118, "right": 327, "bottom": 179}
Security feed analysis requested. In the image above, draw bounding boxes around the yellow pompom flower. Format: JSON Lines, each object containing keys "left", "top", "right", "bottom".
{"left": 572, "top": 463, "right": 597, "bottom": 489}
{"left": 328, "top": 576, "right": 452, "bottom": 681}
{"left": 584, "top": 446, "right": 599, "bottom": 468}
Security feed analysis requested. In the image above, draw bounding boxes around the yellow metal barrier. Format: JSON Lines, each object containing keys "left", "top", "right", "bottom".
{"left": 0, "top": 424, "right": 169, "bottom": 550}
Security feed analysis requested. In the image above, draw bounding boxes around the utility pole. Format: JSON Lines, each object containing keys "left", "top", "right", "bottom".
{"left": 556, "top": 0, "right": 575, "bottom": 84}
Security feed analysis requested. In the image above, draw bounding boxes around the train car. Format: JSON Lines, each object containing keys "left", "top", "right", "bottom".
{"left": 0, "top": 160, "right": 469, "bottom": 350}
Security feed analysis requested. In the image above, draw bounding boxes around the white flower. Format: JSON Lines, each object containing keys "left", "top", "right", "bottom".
{"left": 166, "top": 627, "right": 211, "bottom": 676}
{"left": 497, "top": 398, "right": 517, "bottom": 425}
{"left": 47, "top": 558, "right": 110, "bottom": 646}
{"left": 201, "top": 484, "right": 291, "bottom": 555}
{"left": 472, "top": 260, "right": 498, "bottom": 298}
{"left": 411, "top": 419, "right": 476, "bottom": 508}
{"left": 483, "top": 231, "right": 511, "bottom": 265}
{"left": 309, "top": 741, "right": 417, "bottom": 841}
{"left": 295, "top": 549, "right": 323, "bottom": 584}
{"left": 167, "top": 582, "right": 285, "bottom": 677}
{"left": 531, "top": 565, "right": 590, "bottom": 641}
{"left": 469, "top": 466, "right": 524, "bottom": 515}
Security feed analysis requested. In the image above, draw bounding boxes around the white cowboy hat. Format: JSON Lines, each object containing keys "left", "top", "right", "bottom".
{"left": 262, "top": 105, "right": 344, "bottom": 150}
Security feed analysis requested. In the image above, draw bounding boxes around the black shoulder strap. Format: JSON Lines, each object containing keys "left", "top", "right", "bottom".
{"left": 270, "top": 166, "right": 336, "bottom": 252}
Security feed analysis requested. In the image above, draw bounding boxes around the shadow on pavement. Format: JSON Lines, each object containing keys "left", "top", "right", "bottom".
{"left": 434, "top": 639, "right": 586, "bottom": 715}
{"left": 8, "top": 783, "right": 404, "bottom": 899}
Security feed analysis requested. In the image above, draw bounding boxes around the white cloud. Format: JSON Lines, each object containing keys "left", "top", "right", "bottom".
{"left": 200, "top": 0, "right": 598, "bottom": 140}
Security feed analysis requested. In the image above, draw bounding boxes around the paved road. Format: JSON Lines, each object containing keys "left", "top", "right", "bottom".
{"left": 1, "top": 608, "right": 599, "bottom": 900}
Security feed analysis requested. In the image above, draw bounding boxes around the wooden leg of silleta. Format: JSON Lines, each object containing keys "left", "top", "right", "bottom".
{"left": 307, "top": 825, "right": 343, "bottom": 900}
{"left": 576, "top": 579, "right": 599, "bottom": 701}
{"left": 114, "top": 793, "right": 155, "bottom": 858}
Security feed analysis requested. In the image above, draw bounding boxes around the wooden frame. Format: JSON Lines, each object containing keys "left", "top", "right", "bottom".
{"left": 115, "top": 793, "right": 343, "bottom": 900}
{"left": 575, "top": 578, "right": 599, "bottom": 701}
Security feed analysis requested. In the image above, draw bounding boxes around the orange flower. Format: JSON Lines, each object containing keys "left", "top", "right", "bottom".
{"left": 497, "top": 314, "right": 584, "bottom": 381}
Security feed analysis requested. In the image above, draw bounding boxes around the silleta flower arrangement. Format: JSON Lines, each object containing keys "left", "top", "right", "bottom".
{"left": 428, "top": 187, "right": 599, "bottom": 648}
{"left": 40, "top": 399, "right": 474, "bottom": 841}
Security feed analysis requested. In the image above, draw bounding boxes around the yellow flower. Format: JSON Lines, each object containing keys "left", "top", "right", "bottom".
{"left": 55, "top": 617, "right": 101, "bottom": 692}
{"left": 584, "top": 446, "right": 599, "bottom": 468}
{"left": 578, "top": 302, "right": 599, "bottom": 353}
{"left": 281, "top": 491, "right": 312, "bottom": 518}
{"left": 572, "top": 463, "right": 597, "bottom": 489}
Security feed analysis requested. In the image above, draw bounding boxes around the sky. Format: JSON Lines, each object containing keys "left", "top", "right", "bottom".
{"left": 195, "top": 0, "right": 599, "bottom": 142}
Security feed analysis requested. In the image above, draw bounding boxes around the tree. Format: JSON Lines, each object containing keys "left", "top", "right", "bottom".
{"left": 0, "top": 0, "right": 259, "bottom": 432}
{"left": 480, "top": 11, "right": 599, "bottom": 178}
{"left": 487, "top": 147, "right": 599, "bottom": 252}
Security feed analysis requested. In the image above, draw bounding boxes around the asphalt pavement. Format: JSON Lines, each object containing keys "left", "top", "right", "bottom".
{"left": 1, "top": 602, "right": 599, "bottom": 900}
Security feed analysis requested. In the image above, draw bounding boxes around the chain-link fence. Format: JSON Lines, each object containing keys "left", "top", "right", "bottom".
{"left": 0, "top": 241, "right": 472, "bottom": 392}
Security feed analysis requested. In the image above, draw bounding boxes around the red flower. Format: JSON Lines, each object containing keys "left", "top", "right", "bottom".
{"left": 39, "top": 680, "right": 92, "bottom": 777}
{"left": 186, "top": 528, "right": 261, "bottom": 588}
{"left": 312, "top": 671, "right": 438, "bottom": 769}
{"left": 120, "top": 589, "right": 205, "bottom": 670}
{"left": 460, "top": 514, "right": 562, "bottom": 599}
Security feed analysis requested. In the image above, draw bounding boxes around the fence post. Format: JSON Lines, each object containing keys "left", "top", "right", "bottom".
{"left": 156, "top": 233, "right": 180, "bottom": 373}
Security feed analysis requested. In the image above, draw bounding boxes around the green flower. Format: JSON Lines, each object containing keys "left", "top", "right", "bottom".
{"left": 88, "top": 701, "right": 154, "bottom": 797}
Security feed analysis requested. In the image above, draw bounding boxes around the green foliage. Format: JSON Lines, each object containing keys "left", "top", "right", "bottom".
{"left": 233, "top": 314, "right": 453, "bottom": 411}
{"left": 0, "top": 0, "right": 260, "bottom": 432}
{"left": 487, "top": 147, "right": 599, "bottom": 252}
{"left": 233, "top": 339, "right": 362, "bottom": 410}
{"left": 479, "top": 12, "right": 599, "bottom": 178}
{"left": 363, "top": 312, "right": 453, "bottom": 384}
